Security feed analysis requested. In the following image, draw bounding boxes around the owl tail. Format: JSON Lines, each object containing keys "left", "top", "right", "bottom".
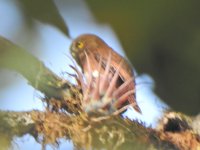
{"left": 128, "top": 96, "right": 142, "bottom": 114}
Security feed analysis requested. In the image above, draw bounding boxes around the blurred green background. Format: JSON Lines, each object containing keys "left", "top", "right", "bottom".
{"left": 86, "top": 0, "right": 200, "bottom": 115}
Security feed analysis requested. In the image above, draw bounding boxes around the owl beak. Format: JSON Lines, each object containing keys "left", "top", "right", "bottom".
{"left": 71, "top": 51, "right": 76, "bottom": 58}
{"left": 70, "top": 42, "right": 82, "bottom": 66}
{"left": 70, "top": 42, "right": 77, "bottom": 58}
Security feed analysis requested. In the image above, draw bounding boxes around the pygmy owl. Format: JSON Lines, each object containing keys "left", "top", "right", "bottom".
{"left": 70, "top": 34, "right": 141, "bottom": 113}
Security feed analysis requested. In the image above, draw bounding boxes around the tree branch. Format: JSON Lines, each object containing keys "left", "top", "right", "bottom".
{"left": 0, "top": 36, "right": 70, "bottom": 99}
{"left": 0, "top": 110, "right": 182, "bottom": 150}
{"left": 0, "top": 36, "right": 82, "bottom": 113}
{"left": 0, "top": 36, "right": 199, "bottom": 150}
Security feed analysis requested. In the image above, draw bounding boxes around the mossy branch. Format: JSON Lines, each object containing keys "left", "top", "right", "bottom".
{"left": 0, "top": 37, "right": 199, "bottom": 150}
{"left": 0, "top": 36, "right": 70, "bottom": 99}
{"left": 0, "top": 36, "right": 82, "bottom": 113}
{"left": 0, "top": 110, "right": 181, "bottom": 150}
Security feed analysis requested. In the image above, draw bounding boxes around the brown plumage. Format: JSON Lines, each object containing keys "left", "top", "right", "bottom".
{"left": 70, "top": 34, "right": 141, "bottom": 113}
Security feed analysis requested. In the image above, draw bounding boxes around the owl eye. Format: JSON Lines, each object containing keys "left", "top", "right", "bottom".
{"left": 76, "top": 41, "right": 84, "bottom": 49}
